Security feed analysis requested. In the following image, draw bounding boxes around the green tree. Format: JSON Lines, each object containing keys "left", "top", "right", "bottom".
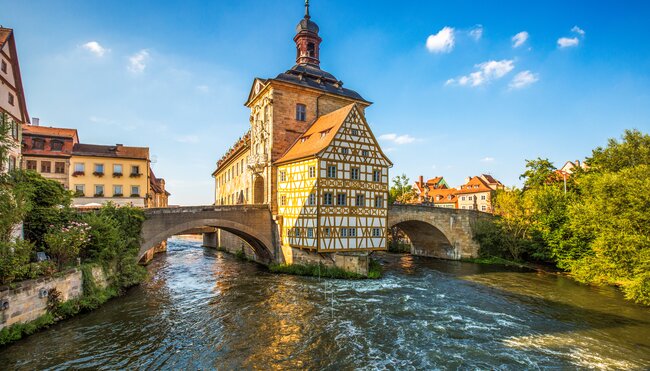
{"left": 389, "top": 174, "right": 417, "bottom": 204}
{"left": 587, "top": 129, "right": 650, "bottom": 172}
{"left": 0, "top": 113, "right": 14, "bottom": 172}
{"left": 519, "top": 158, "right": 559, "bottom": 189}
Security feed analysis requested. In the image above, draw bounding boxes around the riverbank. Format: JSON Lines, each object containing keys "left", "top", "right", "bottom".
{"left": 269, "top": 259, "right": 382, "bottom": 279}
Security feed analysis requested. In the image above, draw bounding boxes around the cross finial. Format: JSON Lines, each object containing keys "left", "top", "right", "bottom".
{"left": 305, "top": 0, "right": 310, "bottom": 19}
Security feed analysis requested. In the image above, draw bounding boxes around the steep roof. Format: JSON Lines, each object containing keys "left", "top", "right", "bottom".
{"left": 149, "top": 168, "right": 171, "bottom": 196}
{"left": 429, "top": 188, "right": 458, "bottom": 203}
{"left": 0, "top": 29, "right": 10, "bottom": 45}
{"left": 72, "top": 143, "right": 149, "bottom": 160}
{"left": 273, "top": 65, "right": 369, "bottom": 103}
{"left": 275, "top": 104, "right": 355, "bottom": 164}
{"left": 457, "top": 176, "right": 493, "bottom": 194}
{"left": 23, "top": 125, "right": 79, "bottom": 141}
{"left": 0, "top": 27, "right": 30, "bottom": 124}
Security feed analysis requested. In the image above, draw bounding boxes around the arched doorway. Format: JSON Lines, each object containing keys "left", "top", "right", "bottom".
{"left": 253, "top": 176, "right": 265, "bottom": 204}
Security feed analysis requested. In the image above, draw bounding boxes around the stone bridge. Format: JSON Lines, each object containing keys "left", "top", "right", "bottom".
{"left": 388, "top": 205, "right": 486, "bottom": 260}
{"left": 139, "top": 204, "right": 486, "bottom": 263}
{"left": 139, "top": 205, "right": 278, "bottom": 263}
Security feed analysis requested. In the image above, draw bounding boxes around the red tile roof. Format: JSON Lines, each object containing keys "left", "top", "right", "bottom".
{"left": 275, "top": 104, "right": 356, "bottom": 164}
{"left": 72, "top": 143, "right": 149, "bottom": 160}
{"left": 0, "top": 28, "right": 11, "bottom": 46}
{"left": 23, "top": 125, "right": 79, "bottom": 140}
{"left": 457, "top": 176, "right": 493, "bottom": 194}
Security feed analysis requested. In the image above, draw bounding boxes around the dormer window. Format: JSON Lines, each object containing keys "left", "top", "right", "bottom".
{"left": 50, "top": 140, "right": 63, "bottom": 151}
{"left": 296, "top": 103, "right": 306, "bottom": 121}
{"left": 32, "top": 138, "right": 44, "bottom": 150}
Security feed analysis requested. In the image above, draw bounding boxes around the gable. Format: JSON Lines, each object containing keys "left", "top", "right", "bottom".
{"left": 0, "top": 28, "right": 29, "bottom": 124}
{"left": 319, "top": 105, "right": 392, "bottom": 167}
{"left": 244, "top": 78, "right": 269, "bottom": 107}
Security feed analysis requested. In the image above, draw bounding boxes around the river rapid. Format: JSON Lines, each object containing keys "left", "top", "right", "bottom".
{"left": 1, "top": 238, "right": 649, "bottom": 370}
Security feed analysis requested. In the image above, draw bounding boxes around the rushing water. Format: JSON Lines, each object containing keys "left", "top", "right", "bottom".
{"left": 1, "top": 238, "right": 649, "bottom": 370}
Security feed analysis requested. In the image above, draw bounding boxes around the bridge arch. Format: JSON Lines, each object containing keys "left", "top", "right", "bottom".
{"left": 139, "top": 206, "right": 277, "bottom": 263}
{"left": 387, "top": 205, "right": 483, "bottom": 260}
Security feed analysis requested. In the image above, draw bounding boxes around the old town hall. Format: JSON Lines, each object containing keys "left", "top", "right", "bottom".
{"left": 213, "top": 2, "right": 392, "bottom": 261}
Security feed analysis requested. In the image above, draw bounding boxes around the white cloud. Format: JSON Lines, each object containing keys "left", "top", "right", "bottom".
{"left": 571, "top": 26, "right": 585, "bottom": 36}
{"left": 446, "top": 59, "right": 515, "bottom": 87}
{"left": 426, "top": 27, "right": 455, "bottom": 53}
{"left": 557, "top": 37, "right": 579, "bottom": 48}
{"left": 469, "top": 25, "right": 483, "bottom": 41}
{"left": 512, "top": 31, "right": 529, "bottom": 48}
{"left": 509, "top": 70, "right": 539, "bottom": 89}
{"left": 480, "top": 157, "right": 495, "bottom": 163}
{"left": 196, "top": 85, "right": 210, "bottom": 93}
{"left": 379, "top": 133, "right": 416, "bottom": 145}
{"left": 128, "top": 49, "right": 150, "bottom": 73}
{"left": 82, "top": 41, "right": 108, "bottom": 57}
{"left": 176, "top": 135, "right": 199, "bottom": 144}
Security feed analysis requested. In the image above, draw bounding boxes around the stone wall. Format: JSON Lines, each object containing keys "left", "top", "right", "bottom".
{"left": 0, "top": 266, "right": 109, "bottom": 330}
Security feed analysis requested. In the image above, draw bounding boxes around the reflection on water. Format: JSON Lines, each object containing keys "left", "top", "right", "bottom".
{"left": 1, "top": 238, "right": 649, "bottom": 370}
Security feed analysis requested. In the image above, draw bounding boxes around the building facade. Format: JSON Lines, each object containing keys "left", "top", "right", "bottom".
{"left": 213, "top": 3, "right": 391, "bottom": 258}
{"left": 456, "top": 174, "right": 505, "bottom": 212}
{"left": 148, "top": 168, "right": 170, "bottom": 208}
{"left": 21, "top": 122, "right": 79, "bottom": 188}
{"left": 70, "top": 144, "right": 151, "bottom": 208}
{"left": 0, "top": 28, "right": 29, "bottom": 174}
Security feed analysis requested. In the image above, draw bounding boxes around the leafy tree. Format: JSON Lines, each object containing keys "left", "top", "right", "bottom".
{"left": 587, "top": 129, "right": 650, "bottom": 172}
{"left": 44, "top": 221, "right": 90, "bottom": 269}
{"left": 0, "top": 113, "right": 14, "bottom": 172}
{"left": 519, "top": 158, "right": 559, "bottom": 189}
{"left": 389, "top": 174, "right": 417, "bottom": 204}
{"left": 0, "top": 239, "right": 33, "bottom": 285}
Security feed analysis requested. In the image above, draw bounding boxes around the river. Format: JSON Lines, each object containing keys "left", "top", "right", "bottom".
{"left": 1, "top": 238, "right": 649, "bottom": 370}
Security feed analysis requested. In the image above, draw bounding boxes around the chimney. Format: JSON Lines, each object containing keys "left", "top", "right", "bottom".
{"left": 32, "top": 117, "right": 40, "bottom": 126}
{"left": 419, "top": 175, "right": 424, "bottom": 187}
{"left": 465, "top": 176, "right": 471, "bottom": 184}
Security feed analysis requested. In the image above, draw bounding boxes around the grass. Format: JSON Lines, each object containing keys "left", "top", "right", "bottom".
{"left": 269, "top": 259, "right": 382, "bottom": 279}
{"left": 0, "top": 313, "right": 55, "bottom": 346}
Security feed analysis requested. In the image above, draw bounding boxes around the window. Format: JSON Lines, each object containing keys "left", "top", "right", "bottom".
{"left": 295, "top": 228, "right": 301, "bottom": 238}
{"left": 327, "top": 165, "right": 337, "bottom": 178}
{"left": 113, "top": 164, "right": 123, "bottom": 175}
{"left": 481, "top": 195, "right": 486, "bottom": 200}
{"left": 349, "top": 228, "right": 357, "bottom": 237}
{"left": 0, "top": 60, "right": 6, "bottom": 73}
{"left": 11, "top": 122, "right": 18, "bottom": 139}
{"left": 351, "top": 129, "right": 358, "bottom": 136}
{"left": 7, "top": 93, "right": 14, "bottom": 106}
{"left": 54, "top": 162, "right": 65, "bottom": 174}
{"left": 50, "top": 141, "right": 63, "bottom": 151}
{"left": 94, "top": 185, "right": 104, "bottom": 196}
{"left": 74, "top": 184, "right": 85, "bottom": 196}
{"left": 374, "top": 196, "right": 384, "bottom": 208}
{"left": 308, "top": 194, "right": 316, "bottom": 206}
{"left": 131, "top": 185, "right": 140, "bottom": 196}
{"left": 280, "top": 171, "right": 286, "bottom": 182}
{"left": 74, "top": 163, "right": 85, "bottom": 172}
{"left": 94, "top": 164, "right": 104, "bottom": 175}
{"left": 481, "top": 205, "right": 487, "bottom": 211}
{"left": 350, "top": 168, "right": 360, "bottom": 180}
{"left": 336, "top": 193, "right": 346, "bottom": 206}
{"left": 323, "top": 192, "right": 333, "bottom": 205}
{"left": 307, "top": 228, "right": 314, "bottom": 238}
{"left": 362, "top": 150, "right": 370, "bottom": 157}
{"left": 461, "top": 196, "right": 466, "bottom": 201}
{"left": 113, "top": 185, "right": 123, "bottom": 196}
{"left": 32, "top": 138, "right": 44, "bottom": 150}
{"left": 373, "top": 169, "right": 381, "bottom": 182}
{"left": 131, "top": 165, "right": 140, "bottom": 175}
{"left": 281, "top": 195, "right": 287, "bottom": 206}
{"left": 372, "top": 228, "right": 382, "bottom": 237}
{"left": 40, "top": 161, "right": 51, "bottom": 173}
{"left": 323, "top": 227, "right": 331, "bottom": 237}
{"left": 307, "top": 42, "right": 315, "bottom": 57}
{"left": 461, "top": 205, "right": 466, "bottom": 209}
{"left": 340, "top": 228, "right": 348, "bottom": 237}
{"left": 340, "top": 148, "right": 349, "bottom": 155}
{"left": 308, "top": 166, "right": 316, "bottom": 178}
{"left": 26, "top": 160, "right": 37, "bottom": 170}
{"left": 296, "top": 103, "right": 306, "bottom": 121}
{"left": 8, "top": 156, "right": 16, "bottom": 172}
{"left": 355, "top": 194, "right": 365, "bottom": 207}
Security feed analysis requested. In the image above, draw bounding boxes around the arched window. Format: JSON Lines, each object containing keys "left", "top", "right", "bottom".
{"left": 307, "top": 42, "right": 315, "bottom": 57}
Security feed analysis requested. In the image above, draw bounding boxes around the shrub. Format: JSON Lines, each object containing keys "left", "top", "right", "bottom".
{"left": 0, "top": 239, "right": 33, "bottom": 285}
{"left": 44, "top": 221, "right": 90, "bottom": 269}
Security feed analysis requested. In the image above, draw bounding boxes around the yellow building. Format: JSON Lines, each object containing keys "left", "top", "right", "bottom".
{"left": 213, "top": 3, "right": 392, "bottom": 257}
{"left": 70, "top": 143, "right": 150, "bottom": 208}
{"left": 276, "top": 104, "right": 391, "bottom": 252}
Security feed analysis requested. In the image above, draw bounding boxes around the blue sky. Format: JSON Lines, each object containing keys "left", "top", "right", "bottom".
{"left": 3, "top": 0, "right": 650, "bottom": 205}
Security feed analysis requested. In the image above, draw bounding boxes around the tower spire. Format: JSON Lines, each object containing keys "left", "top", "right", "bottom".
{"left": 305, "top": 0, "right": 310, "bottom": 19}
{"left": 294, "top": 0, "right": 321, "bottom": 67}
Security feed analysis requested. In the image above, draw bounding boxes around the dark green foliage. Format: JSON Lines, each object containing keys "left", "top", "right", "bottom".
{"left": 0, "top": 239, "right": 33, "bottom": 284}
{"left": 0, "top": 313, "right": 55, "bottom": 346}
{"left": 475, "top": 130, "right": 650, "bottom": 305}
{"left": 269, "top": 259, "right": 382, "bottom": 279}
